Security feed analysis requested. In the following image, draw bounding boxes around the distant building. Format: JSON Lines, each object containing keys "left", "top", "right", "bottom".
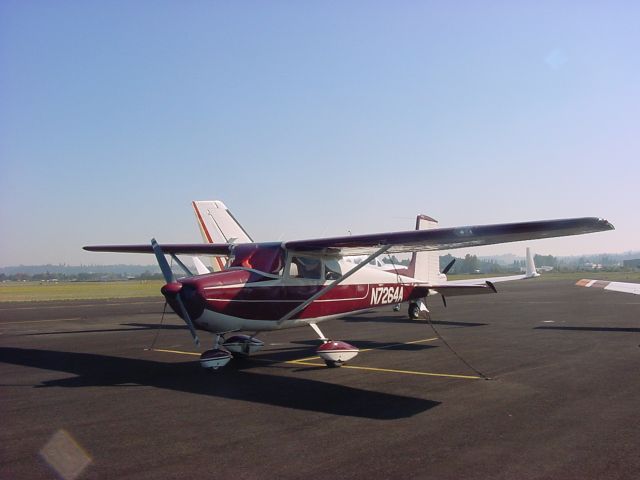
{"left": 623, "top": 259, "right": 640, "bottom": 269}
{"left": 581, "top": 263, "right": 603, "bottom": 270}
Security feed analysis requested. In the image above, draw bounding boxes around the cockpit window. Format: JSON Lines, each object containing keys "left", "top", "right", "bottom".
{"left": 228, "top": 244, "right": 284, "bottom": 275}
{"left": 288, "top": 255, "right": 322, "bottom": 280}
{"left": 325, "top": 259, "right": 342, "bottom": 280}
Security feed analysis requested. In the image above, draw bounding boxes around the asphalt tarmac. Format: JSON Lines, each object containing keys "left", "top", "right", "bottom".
{"left": 1, "top": 279, "right": 639, "bottom": 479}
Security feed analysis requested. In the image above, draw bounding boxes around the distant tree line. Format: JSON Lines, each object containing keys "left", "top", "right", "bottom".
{"left": 439, "top": 253, "right": 640, "bottom": 274}
{"left": 0, "top": 271, "right": 164, "bottom": 282}
{"left": 2, "top": 252, "right": 638, "bottom": 283}
{"left": 439, "top": 254, "right": 520, "bottom": 274}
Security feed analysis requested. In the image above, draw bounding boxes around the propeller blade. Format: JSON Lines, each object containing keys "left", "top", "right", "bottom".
{"left": 442, "top": 258, "right": 456, "bottom": 275}
{"left": 174, "top": 294, "right": 200, "bottom": 347}
{"left": 151, "top": 238, "right": 174, "bottom": 284}
{"left": 152, "top": 239, "right": 200, "bottom": 346}
{"left": 441, "top": 295, "right": 447, "bottom": 308}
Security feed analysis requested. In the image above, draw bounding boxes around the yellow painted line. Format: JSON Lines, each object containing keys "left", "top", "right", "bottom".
{"left": 149, "top": 338, "right": 479, "bottom": 380}
{"left": 294, "top": 337, "right": 439, "bottom": 362}
{"left": 286, "top": 360, "right": 480, "bottom": 379}
{"left": 150, "top": 348, "right": 200, "bottom": 356}
{"left": 359, "top": 337, "right": 439, "bottom": 353}
{"left": 342, "top": 365, "right": 480, "bottom": 380}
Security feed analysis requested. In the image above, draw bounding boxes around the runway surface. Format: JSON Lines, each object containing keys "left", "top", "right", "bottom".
{"left": 1, "top": 280, "right": 639, "bottom": 479}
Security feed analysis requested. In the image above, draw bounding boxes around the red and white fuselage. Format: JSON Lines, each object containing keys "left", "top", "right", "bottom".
{"left": 173, "top": 259, "right": 427, "bottom": 335}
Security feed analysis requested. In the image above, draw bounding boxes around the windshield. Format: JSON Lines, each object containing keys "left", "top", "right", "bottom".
{"left": 228, "top": 243, "right": 284, "bottom": 276}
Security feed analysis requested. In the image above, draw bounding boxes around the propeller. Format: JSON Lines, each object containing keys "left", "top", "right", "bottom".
{"left": 440, "top": 259, "right": 456, "bottom": 307}
{"left": 442, "top": 258, "right": 456, "bottom": 275}
{"left": 151, "top": 238, "right": 200, "bottom": 346}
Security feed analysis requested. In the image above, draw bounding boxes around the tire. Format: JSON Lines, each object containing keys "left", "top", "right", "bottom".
{"left": 408, "top": 303, "right": 421, "bottom": 320}
{"left": 325, "top": 360, "right": 343, "bottom": 368}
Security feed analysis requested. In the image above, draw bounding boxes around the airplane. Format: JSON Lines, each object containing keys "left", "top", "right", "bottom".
{"left": 192, "top": 201, "right": 540, "bottom": 318}
{"left": 84, "top": 209, "right": 613, "bottom": 370}
{"left": 575, "top": 279, "right": 640, "bottom": 295}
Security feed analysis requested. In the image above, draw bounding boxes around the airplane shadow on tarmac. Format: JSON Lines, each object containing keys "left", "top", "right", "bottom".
{"left": 0, "top": 347, "right": 440, "bottom": 420}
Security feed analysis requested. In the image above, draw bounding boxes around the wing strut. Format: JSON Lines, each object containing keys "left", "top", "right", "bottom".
{"left": 277, "top": 245, "right": 391, "bottom": 325}
{"left": 170, "top": 254, "right": 194, "bottom": 277}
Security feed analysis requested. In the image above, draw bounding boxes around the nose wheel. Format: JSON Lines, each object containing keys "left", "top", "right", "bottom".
{"left": 200, "top": 349, "right": 233, "bottom": 370}
{"left": 200, "top": 333, "right": 266, "bottom": 370}
{"left": 200, "top": 334, "right": 233, "bottom": 370}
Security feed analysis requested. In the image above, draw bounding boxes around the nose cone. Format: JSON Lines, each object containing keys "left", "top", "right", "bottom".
{"left": 161, "top": 281, "right": 206, "bottom": 321}
{"left": 161, "top": 282, "right": 183, "bottom": 296}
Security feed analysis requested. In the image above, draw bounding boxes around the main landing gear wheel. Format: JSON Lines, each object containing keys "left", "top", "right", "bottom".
{"left": 316, "top": 341, "right": 359, "bottom": 368}
{"left": 310, "top": 324, "right": 359, "bottom": 368}
{"left": 325, "top": 360, "right": 344, "bottom": 368}
{"left": 408, "top": 302, "right": 421, "bottom": 320}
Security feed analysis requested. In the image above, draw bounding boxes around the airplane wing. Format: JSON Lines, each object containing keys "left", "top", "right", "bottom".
{"left": 84, "top": 218, "right": 613, "bottom": 257}
{"left": 83, "top": 243, "right": 233, "bottom": 256}
{"left": 576, "top": 279, "right": 640, "bottom": 295}
{"left": 285, "top": 217, "right": 614, "bottom": 256}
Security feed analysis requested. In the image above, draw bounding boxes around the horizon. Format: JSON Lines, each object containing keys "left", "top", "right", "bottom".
{"left": 1, "top": 2, "right": 637, "bottom": 265}
{"left": 2, "top": 248, "right": 639, "bottom": 271}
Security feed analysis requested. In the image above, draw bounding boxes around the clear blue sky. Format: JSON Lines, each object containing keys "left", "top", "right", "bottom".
{"left": 1, "top": 1, "right": 638, "bottom": 266}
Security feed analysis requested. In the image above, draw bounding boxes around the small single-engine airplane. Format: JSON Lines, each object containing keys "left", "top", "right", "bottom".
{"left": 84, "top": 208, "right": 613, "bottom": 370}
{"left": 576, "top": 279, "right": 640, "bottom": 295}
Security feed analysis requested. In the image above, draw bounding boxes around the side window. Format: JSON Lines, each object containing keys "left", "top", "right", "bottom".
{"left": 325, "top": 259, "right": 342, "bottom": 280}
{"left": 288, "top": 256, "right": 322, "bottom": 280}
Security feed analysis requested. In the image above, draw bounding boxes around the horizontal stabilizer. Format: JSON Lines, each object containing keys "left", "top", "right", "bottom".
{"left": 576, "top": 279, "right": 640, "bottom": 295}
{"left": 427, "top": 281, "right": 498, "bottom": 297}
{"left": 192, "top": 256, "right": 211, "bottom": 275}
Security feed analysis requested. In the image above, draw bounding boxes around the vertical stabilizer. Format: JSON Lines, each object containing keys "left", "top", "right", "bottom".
{"left": 408, "top": 215, "right": 441, "bottom": 282}
{"left": 192, "top": 200, "right": 253, "bottom": 244}
{"left": 192, "top": 200, "right": 253, "bottom": 271}
{"left": 525, "top": 247, "right": 540, "bottom": 278}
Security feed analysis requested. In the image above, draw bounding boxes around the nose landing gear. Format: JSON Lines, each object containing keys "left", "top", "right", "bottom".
{"left": 200, "top": 333, "right": 264, "bottom": 370}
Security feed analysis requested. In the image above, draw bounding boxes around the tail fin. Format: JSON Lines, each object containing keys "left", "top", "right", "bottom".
{"left": 192, "top": 200, "right": 253, "bottom": 272}
{"left": 192, "top": 200, "right": 253, "bottom": 244}
{"left": 192, "top": 256, "right": 211, "bottom": 275}
{"left": 525, "top": 247, "right": 540, "bottom": 278}
{"left": 408, "top": 215, "right": 442, "bottom": 282}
